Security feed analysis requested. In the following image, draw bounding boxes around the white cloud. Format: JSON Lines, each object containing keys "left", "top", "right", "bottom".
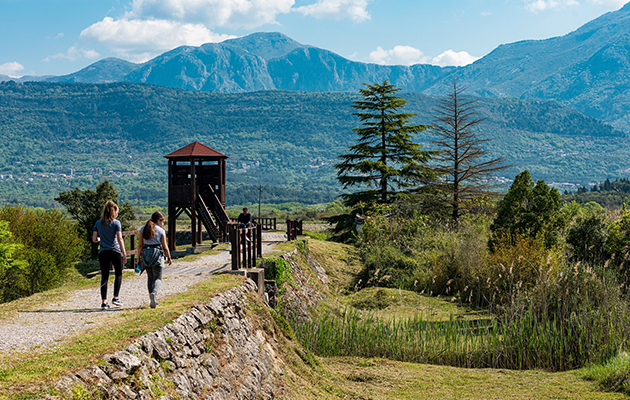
{"left": 481, "top": 10, "right": 492, "bottom": 16}
{"left": 0, "top": 62, "right": 25, "bottom": 77}
{"left": 589, "top": 0, "right": 629, "bottom": 8}
{"left": 430, "top": 50, "right": 480, "bottom": 67}
{"left": 294, "top": 0, "right": 370, "bottom": 22}
{"left": 127, "top": 0, "right": 295, "bottom": 29}
{"left": 368, "top": 46, "right": 427, "bottom": 65}
{"left": 524, "top": 0, "right": 578, "bottom": 12}
{"left": 81, "top": 17, "right": 235, "bottom": 62}
{"left": 43, "top": 46, "right": 100, "bottom": 62}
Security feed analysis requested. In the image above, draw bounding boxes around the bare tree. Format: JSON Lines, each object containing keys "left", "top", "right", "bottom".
{"left": 431, "top": 79, "right": 508, "bottom": 224}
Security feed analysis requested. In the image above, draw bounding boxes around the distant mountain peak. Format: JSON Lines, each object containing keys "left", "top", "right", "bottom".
{"left": 222, "top": 32, "right": 306, "bottom": 60}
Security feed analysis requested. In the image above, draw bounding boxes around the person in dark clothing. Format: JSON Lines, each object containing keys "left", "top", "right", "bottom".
{"left": 237, "top": 207, "right": 253, "bottom": 228}
{"left": 92, "top": 200, "right": 127, "bottom": 310}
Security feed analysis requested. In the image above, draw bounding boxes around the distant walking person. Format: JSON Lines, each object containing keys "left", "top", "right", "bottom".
{"left": 137, "top": 211, "right": 172, "bottom": 309}
{"left": 92, "top": 200, "right": 127, "bottom": 310}
{"left": 238, "top": 207, "right": 253, "bottom": 228}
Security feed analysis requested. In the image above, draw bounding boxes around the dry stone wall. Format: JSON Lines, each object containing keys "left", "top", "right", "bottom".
{"left": 53, "top": 279, "right": 280, "bottom": 399}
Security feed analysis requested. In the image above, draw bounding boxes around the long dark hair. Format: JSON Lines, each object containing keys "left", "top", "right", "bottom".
{"left": 101, "top": 200, "right": 118, "bottom": 227}
{"left": 143, "top": 211, "right": 165, "bottom": 240}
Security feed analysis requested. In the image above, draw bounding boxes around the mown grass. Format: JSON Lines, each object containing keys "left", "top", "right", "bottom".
{"left": 0, "top": 273, "right": 244, "bottom": 398}
{"left": 297, "top": 357, "right": 626, "bottom": 400}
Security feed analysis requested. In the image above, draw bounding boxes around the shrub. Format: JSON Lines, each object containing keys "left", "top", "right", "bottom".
{"left": 357, "top": 211, "right": 489, "bottom": 297}
{"left": 582, "top": 352, "right": 630, "bottom": 395}
{"left": 0, "top": 205, "right": 84, "bottom": 302}
{"left": 566, "top": 211, "right": 610, "bottom": 265}
{"left": 470, "top": 234, "right": 563, "bottom": 308}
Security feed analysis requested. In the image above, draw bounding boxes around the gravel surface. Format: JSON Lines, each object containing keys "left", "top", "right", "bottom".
{"left": 0, "top": 234, "right": 285, "bottom": 353}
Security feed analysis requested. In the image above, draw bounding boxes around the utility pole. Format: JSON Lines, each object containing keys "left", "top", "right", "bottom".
{"left": 258, "top": 185, "right": 262, "bottom": 220}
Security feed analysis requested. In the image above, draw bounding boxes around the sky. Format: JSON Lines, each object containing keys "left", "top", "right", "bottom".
{"left": 1, "top": 0, "right": 629, "bottom": 78}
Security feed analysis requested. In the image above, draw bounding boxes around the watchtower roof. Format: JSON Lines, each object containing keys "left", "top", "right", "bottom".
{"left": 164, "top": 141, "right": 228, "bottom": 159}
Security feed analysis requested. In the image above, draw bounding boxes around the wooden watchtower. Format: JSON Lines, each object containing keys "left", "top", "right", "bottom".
{"left": 164, "top": 142, "right": 230, "bottom": 250}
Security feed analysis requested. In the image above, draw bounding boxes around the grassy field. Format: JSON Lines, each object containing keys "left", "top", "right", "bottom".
{"left": 277, "top": 237, "right": 628, "bottom": 400}
{"left": 1, "top": 235, "right": 626, "bottom": 399}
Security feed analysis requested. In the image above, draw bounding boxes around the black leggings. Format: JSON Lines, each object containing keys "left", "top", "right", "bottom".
{"left": 99, "top": 250, "right": 123, "bottom": 301}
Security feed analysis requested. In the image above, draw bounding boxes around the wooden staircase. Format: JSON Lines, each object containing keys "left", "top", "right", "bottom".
{"left": 195, "top": 185, "right": 230, "bottom": 242}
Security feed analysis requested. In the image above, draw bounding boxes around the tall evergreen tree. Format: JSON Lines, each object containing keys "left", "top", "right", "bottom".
{"left": 431, "top": 79, "right": 507, "bottom": 224}
{"left": 335, "top": 80, "right": 437, "bottom": 206}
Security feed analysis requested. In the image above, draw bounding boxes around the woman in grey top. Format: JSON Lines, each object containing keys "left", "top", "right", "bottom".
{"left": 92, "top": 200, "right": 127, "bottom": 310}
{"left": 138, "top": 211, "right": 172, "bottom": 308}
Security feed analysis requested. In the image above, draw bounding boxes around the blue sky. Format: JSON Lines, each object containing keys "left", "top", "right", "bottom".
{"left": 1, "top": 0, "right": 628, "bottom": 77}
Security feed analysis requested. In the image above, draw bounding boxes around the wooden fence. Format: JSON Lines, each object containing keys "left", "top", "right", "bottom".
{"left": 230, "top": 217, "right": 277, "bottom": 230}
{"left": 254, "top": 217, "right": 276, "bottom": 230}
{"left": 229, "top": 223, "right": 263, "bottom": 270}
{"left": 122, "top": 230, "right": 140, "bottom": 267}
{"left": 286, "top": 219, "right": 303, "bottom": 241}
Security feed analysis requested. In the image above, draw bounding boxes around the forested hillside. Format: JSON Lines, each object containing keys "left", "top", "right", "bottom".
{"left": 0, "top": 80, "right": 625, "bottom": 207}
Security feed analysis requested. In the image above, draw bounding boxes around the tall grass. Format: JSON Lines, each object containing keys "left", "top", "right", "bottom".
{"left": 289, "top": 300, "right": 630, "bottom": 371}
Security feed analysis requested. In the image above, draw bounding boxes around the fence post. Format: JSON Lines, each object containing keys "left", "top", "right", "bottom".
{"left": 230, "top": 225, "right": 240, "bottom": 270}
{"left": 241, "top": 229, "right": 248, "bottom": 269}
{"left": 247, "top": 228, "right": 253, "bottom": 267}
{"left": 286, "top": 219, "right": 291, "bottom": 241}
{"left": 257, "top": 224, "right": 262, "bottom": 256}
{"left": 130, "top": 233, "right": 136, "bottom": 267}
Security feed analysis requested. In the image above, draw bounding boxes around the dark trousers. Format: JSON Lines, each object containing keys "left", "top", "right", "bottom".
{"left": 99, "top": 250, "right": 123, "bottom": 301}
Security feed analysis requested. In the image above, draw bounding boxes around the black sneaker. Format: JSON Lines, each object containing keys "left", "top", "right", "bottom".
{"left": 101, "top": 302, "right": 110, "bottom": 310}
{"left": 112, "top": 298, "right": 123, "bottom": 307}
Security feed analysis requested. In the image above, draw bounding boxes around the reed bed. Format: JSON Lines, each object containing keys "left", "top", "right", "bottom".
{"left": 290, "top": 303, "right": 630, "bottom": 371}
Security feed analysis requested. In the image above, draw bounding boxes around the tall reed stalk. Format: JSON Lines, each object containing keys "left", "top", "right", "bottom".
{"left": 289, "top": 303, "right": 630, "bottom": 371}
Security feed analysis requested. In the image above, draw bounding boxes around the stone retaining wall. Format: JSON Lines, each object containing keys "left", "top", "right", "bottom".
{"left": 53, "top": 279, "right": 279, "bottom": 399}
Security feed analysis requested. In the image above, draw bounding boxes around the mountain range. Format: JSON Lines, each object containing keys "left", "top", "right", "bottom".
{"left": 3, "top": 6, "right": 630, "bottom": 206}
{"left": 5, "top": 4, "right": 630, "bottom": 131}
{"left": 0, "top": 81, "right": 626, "bottom": 207}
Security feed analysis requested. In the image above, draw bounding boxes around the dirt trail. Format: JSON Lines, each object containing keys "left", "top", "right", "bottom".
{"left": 0, "top": 233, "right": 285, "bottom": 353}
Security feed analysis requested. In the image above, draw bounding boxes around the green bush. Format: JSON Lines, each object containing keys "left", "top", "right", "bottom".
{"left": 261, "top": 257, "right": 294, "bottom": 293}
{"left": 582, "top": 352, "right": 630, "bottom": 395}
{"left": 356, "top": 211, "right": 489, "bottom": 298}
{"left": 0, "top": 205, "right": 84, "bottom": 302}
{"left": 566, "top": 211, "right": 610, "bottom": 265}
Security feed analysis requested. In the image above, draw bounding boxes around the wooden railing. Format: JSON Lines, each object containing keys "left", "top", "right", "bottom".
{"left": 230, "top": 217, "right": 277, "bottom": 230}
{"left": 254, "top": 217, "right": 276, "bottom": 230}
{"left": 229, "top": 223, "right": 262, "bottom": 270}
{"left": 122, "top": 230, "right": 140, "bottom": 267}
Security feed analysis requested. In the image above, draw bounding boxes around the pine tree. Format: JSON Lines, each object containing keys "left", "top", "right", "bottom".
{"left": 335, "top": 80, "right": 437, "bottom": 206}
{"left": 431, "top": 79, "right": 508, "bottom": 224}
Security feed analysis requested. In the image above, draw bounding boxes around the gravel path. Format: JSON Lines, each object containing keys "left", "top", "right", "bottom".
{"left": 0, "top": 233, "right": 286, "bottom": 353}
